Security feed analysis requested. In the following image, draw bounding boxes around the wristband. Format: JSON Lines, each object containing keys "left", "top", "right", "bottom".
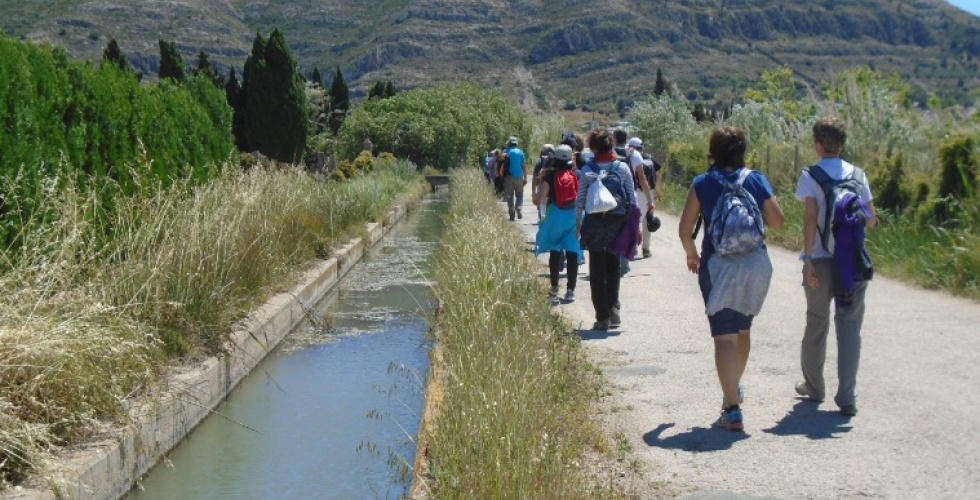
{"left": 800, "top": 254, "right": 813, "bottom": 261}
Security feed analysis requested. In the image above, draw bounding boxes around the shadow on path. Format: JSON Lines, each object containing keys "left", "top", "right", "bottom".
{"left": 577, "top": 327, "right": 622, "bottom": 341}
{"left": 761, "top": 401, "right": 854, "bottom": 440}
{"left": 643, "top": 423, "right": 749, "bottom": 452}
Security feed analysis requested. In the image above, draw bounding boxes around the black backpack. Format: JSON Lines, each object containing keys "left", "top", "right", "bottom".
{"left": 636, "top": 153, "right": 660, "bottom": 189}
{"left": 580, "top": 161, "right": 631, "bottom": 251}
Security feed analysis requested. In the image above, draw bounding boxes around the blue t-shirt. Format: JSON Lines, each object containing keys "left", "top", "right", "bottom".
{"left": 506, "top": 147, "right": 526, "bottom": 178}
{"left": 693, "top": 167, "right": 774, "bottom": 261}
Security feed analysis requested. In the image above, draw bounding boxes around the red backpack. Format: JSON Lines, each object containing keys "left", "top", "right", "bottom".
{"left": 553, "top": 165, "right": 578, "bottom": 209}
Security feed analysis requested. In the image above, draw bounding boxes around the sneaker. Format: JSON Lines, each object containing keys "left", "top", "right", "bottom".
{"left": 722, "top": 385, "right": 745, "bottom": 409}
{"left": 609, "top": 308, "right": 621, "bottom": 327}
{"left": 642, "top": 248, "right": 652, "bottom": 259}
{"left": 548, "top": 286, "right": 560, "bottom": 298}
{"left": 592, "top": 319, "right": 610, "bottom": 331}
{"left": 564, "top": 289, "right": 576, "bottom": 302}
{"left": 839, "top": 405, "right": 858, "bottom": 417}
{"left": 517, "top": 209, "right": 523, "bottom": 219}
{"left": 795, "top": 382, "right": 824, "bottom": 402}
{"left": 509, "top": 213, "right": 515, "bottom": 221}
{"left": 715, "top": 406, "right": 744, "bottom": 431}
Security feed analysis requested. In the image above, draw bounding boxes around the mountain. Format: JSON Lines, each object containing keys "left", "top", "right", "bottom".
{"left": 4, "top": 0, "right": 979, "bottom": 114}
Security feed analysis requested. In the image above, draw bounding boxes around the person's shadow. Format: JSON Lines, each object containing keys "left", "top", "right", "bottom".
{"left": 643, "top": 423, "right": 749, "bottom": 452}
{"left": 577, "top": 326, "right": 621, "bottom": 340}
{"left": 761, "top": 401, "right": 854, "bottom": 440}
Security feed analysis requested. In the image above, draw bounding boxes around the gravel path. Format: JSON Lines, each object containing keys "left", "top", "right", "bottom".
{"left": 506, "top": 188, "right": 980, "bottom": 500}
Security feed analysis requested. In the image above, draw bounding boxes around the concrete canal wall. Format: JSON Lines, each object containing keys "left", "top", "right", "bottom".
{"left": 5, "top": 200, "right": 420, "bottom": 500}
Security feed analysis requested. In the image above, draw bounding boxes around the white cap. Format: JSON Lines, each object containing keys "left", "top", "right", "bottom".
{"left": 627, "top": 137, "right": 643, "bottom": 149}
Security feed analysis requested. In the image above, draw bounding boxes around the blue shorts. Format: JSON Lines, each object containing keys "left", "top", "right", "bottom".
{"left": 698, "top": 261, "right": 754, "bottom": 336}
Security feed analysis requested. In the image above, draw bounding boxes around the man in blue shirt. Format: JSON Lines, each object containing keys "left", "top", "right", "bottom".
{"left": 501, "top": 136, "right": 527, "bottom": 221}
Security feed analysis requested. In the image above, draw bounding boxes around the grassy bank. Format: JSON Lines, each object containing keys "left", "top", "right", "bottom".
{"left": 0, "top": 158, "right": 427, "bottom": 491}
{"left": 421, "top": 169, "right": 621, "bottom": 500}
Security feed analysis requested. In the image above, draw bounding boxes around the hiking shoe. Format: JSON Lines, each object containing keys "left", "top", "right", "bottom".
{"left": 564, "top": 289, "right": 576, "bottom": 302}
{"left": 715, "top": 407, "right": 744, "bottom": 431}
{"left": 610, "top": 308, "right": 621, "bottom": 327}
{"left": 642, "top": 248, "right": 652, "bottom": 259}
{"left": 592, "top": 319, "right": 610, "bottom": 331}
{"left": 840, "top": 405, "right": 858, "bottom": 417}
{"left": 722, "top": 385, "right": 745, "bottom": 409}
{"left": 795, "top": 382, "right": 824, "bottom": 402}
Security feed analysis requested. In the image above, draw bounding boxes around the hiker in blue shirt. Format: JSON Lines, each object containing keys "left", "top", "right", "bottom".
{"left": 501, "top": 136, "right": 527, "bottom": 221}
{"left": 678, "top": 126, "right": 785, "bottom": 431}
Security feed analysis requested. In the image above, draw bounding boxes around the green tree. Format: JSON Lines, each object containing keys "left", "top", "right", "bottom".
{"left": 194, "top": 50, "right": 223, "bottom": 87}
{"left": 158, "top": 39, "right": 185, "bottom": 83}
{"left": 102, "top": 38, "right": 129, "bottom": 72}
{"left": 311, "top": 67, "right": 324, "bottom": 88}
{"left": 239, "top": 29, "right": 308, "bottom": 162}
{"left": 654, "top": 68, "right": 669, "bottom": 96}
{"left": 339, "top": 84, "right": 529, "bottom": 171}
{"left": 329, "top": 66, "right": 349, "bottom": 135}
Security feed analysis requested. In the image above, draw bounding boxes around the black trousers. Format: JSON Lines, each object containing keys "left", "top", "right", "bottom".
{"left": 588, "top": 249, "right": 620, "bottom": 321}
{"left": 549, "top": 251, "right": 578, "bottom": 290}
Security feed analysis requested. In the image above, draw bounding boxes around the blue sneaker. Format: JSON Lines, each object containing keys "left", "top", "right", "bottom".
{"left": 715, "top": 407, "right": 744, "bottom": 431}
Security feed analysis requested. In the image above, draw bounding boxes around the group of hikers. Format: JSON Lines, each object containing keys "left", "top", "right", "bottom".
{"left": 486, "top": 116, "right": 876, "bottom": 431}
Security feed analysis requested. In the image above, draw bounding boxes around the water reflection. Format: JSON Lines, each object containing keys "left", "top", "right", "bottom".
{"left": 126, "top": 195, "right": 447, "bottom": 500}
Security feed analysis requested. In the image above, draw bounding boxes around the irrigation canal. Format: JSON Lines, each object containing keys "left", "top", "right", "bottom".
{"left": 125, "top": 193, "right": 448, "bottom": 500}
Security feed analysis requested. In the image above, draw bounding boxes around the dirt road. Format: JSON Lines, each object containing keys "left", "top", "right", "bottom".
{"left": 508, "top": 190, "right": 980, "bottom": 500}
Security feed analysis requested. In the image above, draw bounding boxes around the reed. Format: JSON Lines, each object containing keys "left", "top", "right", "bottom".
{"left": 423, "top": 169, "right": 621, "bottom": 500}
{"left": 0, "top": 157, "right": 426, "bottom": 490}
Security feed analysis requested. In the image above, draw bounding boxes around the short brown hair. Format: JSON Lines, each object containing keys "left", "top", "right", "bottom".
{"left": 813, "top": 116, "right": 846, "bottom": 155}
{"left": 587, "top": 127, "right": 614, "bottom": 154}
{"left": 708, "top": 126, "right": 747, "bottom": 169}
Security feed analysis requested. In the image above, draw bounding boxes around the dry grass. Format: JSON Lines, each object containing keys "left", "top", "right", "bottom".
{"left": 0, "top": 157, "right": 426, "bottom": 491}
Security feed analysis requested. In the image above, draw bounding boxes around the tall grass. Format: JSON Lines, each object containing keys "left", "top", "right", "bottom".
{"left": 0, "top": 157, "right": 426, "bottom": 490}
{"left": 422, "top": 169, "right": 620, "bottom": 500}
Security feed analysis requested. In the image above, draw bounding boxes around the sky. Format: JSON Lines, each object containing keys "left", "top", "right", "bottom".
{"left": 947, "top": 0, "right": 980, "bottom": 17}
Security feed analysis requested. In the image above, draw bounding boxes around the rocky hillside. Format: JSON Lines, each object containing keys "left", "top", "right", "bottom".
{"left": 5, "top": 0, "right": 979, "bottom": 113}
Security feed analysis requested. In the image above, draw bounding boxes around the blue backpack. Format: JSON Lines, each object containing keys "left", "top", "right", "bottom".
{"left": 708, "top": 169, "right": 765, "bottom": 255}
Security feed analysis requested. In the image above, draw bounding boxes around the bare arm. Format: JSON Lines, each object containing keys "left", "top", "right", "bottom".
{"left": 678, "top": 185, "right": 702, "bottom": 274}
{"left": 635, "top": 163, "right": 654, "bottom": 213}
{"left": 533, "top": 181, "right": 550, "bottom": 205}
{"left": 762, "top": 195, "right": 785, "bottom": 230}
{"left": 865, "top": 200, "right": 878, "bottom": 228}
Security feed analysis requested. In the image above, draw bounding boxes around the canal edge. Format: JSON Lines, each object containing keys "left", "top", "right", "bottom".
{"left": 4, "top": 192, "right": 426, "bottom": 500}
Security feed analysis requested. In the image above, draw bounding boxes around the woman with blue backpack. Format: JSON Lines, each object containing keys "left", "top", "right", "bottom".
{"left": 677, "top": 126, "right": 785, "bottom": 431}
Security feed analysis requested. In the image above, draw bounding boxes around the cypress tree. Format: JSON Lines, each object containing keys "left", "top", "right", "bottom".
{"left": 226, "top": 67, "right": 247, "bottom": 150}
{"left": 312, "top": 67, "right": 324, "bottom": 88}
{"left": 102, "top": 38, "right": 129, "bottom": 72}
{"left": 158, "top": 39, "right": 186, "bottom": 82}
{"left": 239, "top": 29, "right": 308, "bottom": 163}
{"left": 654, "top": 68, "right": 668, "bottom": 96}
{"left": 194, "top": 50, "right": 224, "bottom": 87}
{"left": 383, "top": 81, "right": 395, "bottom": 98}
{"left": 328, "top": 66, "right": 349, "bottom": 135}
